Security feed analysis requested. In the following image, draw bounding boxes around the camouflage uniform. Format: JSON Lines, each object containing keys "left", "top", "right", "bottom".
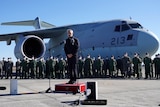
{"left": 58, "top": 58, "right": 66, "bottom": 79}
{"left": 15, "top": 59, "right": 21, "bottom": 79}
{"left": 132, "top": 54, "right": 142, "bottom": 79}
{"left": 153, "top": 54, "right": 160, "bottom": 79}
{"left": 2, "top": 58, "right": 6, "bottom": 79}
{"left": 116, "top": 56, "right": 123, "bottom": 76}
{"left": 103, "top": 57, "right": 109, "bottom": 77}
{"left": 143, "top": 53, "right": 152, "bottom": 79}
{"left": 95, "top": 56, "right": 104, "bottom": 77}
{"left": 37, "top": 58, "right": 45, "bottom": 79}
{"left": 21, "top": 58, "right": 29, "bottom": 79}
{"left": 48, "top": 57, "right": 57, "bottom": 79}
{"left": 109, "top": 56, "right": 117, "bottom": 77}
{"left": 5, "top": 58, "right": 13, "bottom": 79}
{"left": 84, "top": 55, "right": 93, "bottom": 78}
{"left": 121, "top": 53, "right": 132, "bottom": 78}
{"left": 77, "top": 56, "right": 84, "bottom": 78}
{"left": 0, "top": 60, "right": 3, "bottom": 79}
{"left": 28, "top": 57, "right": 37, "bottom": 79}
{"left": 92, "top": 57, "right": 97, "bottom": 77}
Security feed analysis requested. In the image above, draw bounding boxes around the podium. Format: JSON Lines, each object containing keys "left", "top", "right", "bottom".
{"left": 82, "top": 82, "right": 107, "bottom": 105}
{"left": 55, "top": 83, "right": 86, "bottom": 94}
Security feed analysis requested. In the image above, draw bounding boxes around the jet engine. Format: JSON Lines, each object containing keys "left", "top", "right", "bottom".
{"left": 14, "top": 35, "right": 46, "bottom": 60}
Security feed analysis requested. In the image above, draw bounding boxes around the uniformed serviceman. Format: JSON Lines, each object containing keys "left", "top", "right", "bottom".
{"left": 21, "top": 57, "right": 29, "bottom": 79}
{"left": 77, "top": 56, "right": 84, "bottom": 78}
{"left": 109, "top": 55, "right": 117, "bottom": 78}
{"left": 132, "top": 53, "right": 142, "bottom": 79}
{"left": 37, "top": 57, "right": 45, "bottom": 79}
{"left": 143, "top": 53, "right": 152, "bottom": 79}
{"left": 48, "top": 56, "right": 57, "bottom": 79}
{"left": 15, "top": 58, "right": 21, "bottom": 79}
{"left": 103, "top": 56, "right": 110, "bottom": 77}
{"left": 116, "top": 56, "right": 123, "bottom": 77}
{"left": 28, "top": 56, "right": 37, "bottom": 79}
{"left": 153, "top": 54, "right": 160, "bottom": 79}
{"left": 121, "top": 53, "right": 132, "bottom": 78}
{"left": 0, "top": 59, "right": 3, "bottom": 79}
{"left": 5, "top": 57, "right": 13, "bottom": 79}
{"left": 157, "top": 54, "right": 160, "bottom": 79}
{"left": 64, "top": 29, "right": 79, "bottom": 84}
{"left": 92, "top": 57, "right": 97, "bottom": 77}
{"left": 95, "top": 56, "right": 104, "bottom": 77}
{"left": 84, "top": 55, "right": 93, "bottom": 78}
{"left": 2, "top": 58, "right": 6, "bottom": 79}
{"left": 58, "top": 57, "right": 66, "bottom": 79}
{"left": 55, "top": 58, "right": 59, "bottom": 79}
{"left": 153, "top": 54, "right": 159, "bottom": 79}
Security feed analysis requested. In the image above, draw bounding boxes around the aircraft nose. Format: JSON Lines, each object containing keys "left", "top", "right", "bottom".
{"left": 137, "top": 31, "right": 159, "bottom": 56}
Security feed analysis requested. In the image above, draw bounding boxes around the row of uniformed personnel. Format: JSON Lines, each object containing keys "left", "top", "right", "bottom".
{"left": 0, "top": 57, "right": 13, "bottom": 79}
{"left": 79, "top": 52, "right": 160, "bottom": 79}
{"left": 17, "top": 56, "right": 67, "bottom": 79}
{"left": 0, "top": 56, "right": 67, "bottom": 79}
{"left": 0, "top": 52, "right": 160, "bottom": 79}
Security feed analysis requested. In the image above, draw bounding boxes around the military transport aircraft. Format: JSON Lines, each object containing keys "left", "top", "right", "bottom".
{"left": 0, "top": 17, "right": 159, "bottom": 59}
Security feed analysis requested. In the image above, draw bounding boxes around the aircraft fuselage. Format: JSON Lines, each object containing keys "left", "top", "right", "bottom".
{"left": 47, "top": 19, "right": 159, "bottom": 59}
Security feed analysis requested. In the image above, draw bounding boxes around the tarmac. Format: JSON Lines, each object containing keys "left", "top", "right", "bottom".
{"left": 0, "top": 77, "right": 160, "bottom": 107}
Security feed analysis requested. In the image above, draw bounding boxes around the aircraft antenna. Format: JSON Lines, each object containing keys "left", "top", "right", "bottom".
{"left": 130, "top": 16, "right": 132, "bottom": 20}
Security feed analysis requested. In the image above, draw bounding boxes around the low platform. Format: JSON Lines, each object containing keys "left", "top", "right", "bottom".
{"left": 55, "top": 83, "right": 86, "bottom": 94}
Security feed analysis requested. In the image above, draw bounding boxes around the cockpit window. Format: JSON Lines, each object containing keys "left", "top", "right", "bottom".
{"left": 114, "top": 24, "right": 130, "bottom": 32}
{"left": 114, "top": 25, "right": 120, "bottom": 32}
{"left": 129, "top": 23, "right": 143, "bottom": 29}
{"left": 122, "top": 24, "right": 130, "bottom": 31}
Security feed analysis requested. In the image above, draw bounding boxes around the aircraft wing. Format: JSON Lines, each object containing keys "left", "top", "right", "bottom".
{"left": 0, "top": 26, "right": 68, "bottom": 41}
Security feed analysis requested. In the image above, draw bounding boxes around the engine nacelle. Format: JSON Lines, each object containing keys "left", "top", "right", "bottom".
{"left": 14, "top": 35, "right": 46, "bottom": 60}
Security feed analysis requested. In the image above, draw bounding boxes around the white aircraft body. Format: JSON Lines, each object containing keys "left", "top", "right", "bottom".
{"left": 0, "top": 17, "right": 159, "bottom": 59}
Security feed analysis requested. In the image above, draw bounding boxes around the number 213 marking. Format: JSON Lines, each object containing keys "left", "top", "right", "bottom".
{"left": 111, "top": 37, "right": 125, "bottom": 45}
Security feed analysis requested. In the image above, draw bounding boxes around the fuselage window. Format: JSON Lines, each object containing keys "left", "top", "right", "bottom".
{"left": 114, "top": 25, "right": 120, "bottom": 32}
{"left": 127, "top": 34, "right": 133, "bottom": 40}
{"left": 122, "top": 24, "right": 130, "bottom": 31}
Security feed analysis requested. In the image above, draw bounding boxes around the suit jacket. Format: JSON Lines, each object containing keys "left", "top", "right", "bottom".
{"left": 64, "top": 37, "right": 79, "bottom": 57}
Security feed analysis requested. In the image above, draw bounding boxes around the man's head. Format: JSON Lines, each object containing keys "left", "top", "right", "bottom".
{"left": 146, "top": 52, "right": 149, "bottom": 57}
{"left": 67, "top": 29, "right": 73, "bottom": 37}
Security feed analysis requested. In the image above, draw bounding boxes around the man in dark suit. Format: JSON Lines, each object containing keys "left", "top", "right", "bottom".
{"left": 64, "top": 29, "right": 79, "bottom": 84}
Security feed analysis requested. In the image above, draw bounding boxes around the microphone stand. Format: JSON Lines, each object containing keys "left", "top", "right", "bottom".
{"left": 45, "top": 60, "right": 53, "bottom": 93}
{"left": 45, "top": 75, "right": 52, "bottom": 93}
